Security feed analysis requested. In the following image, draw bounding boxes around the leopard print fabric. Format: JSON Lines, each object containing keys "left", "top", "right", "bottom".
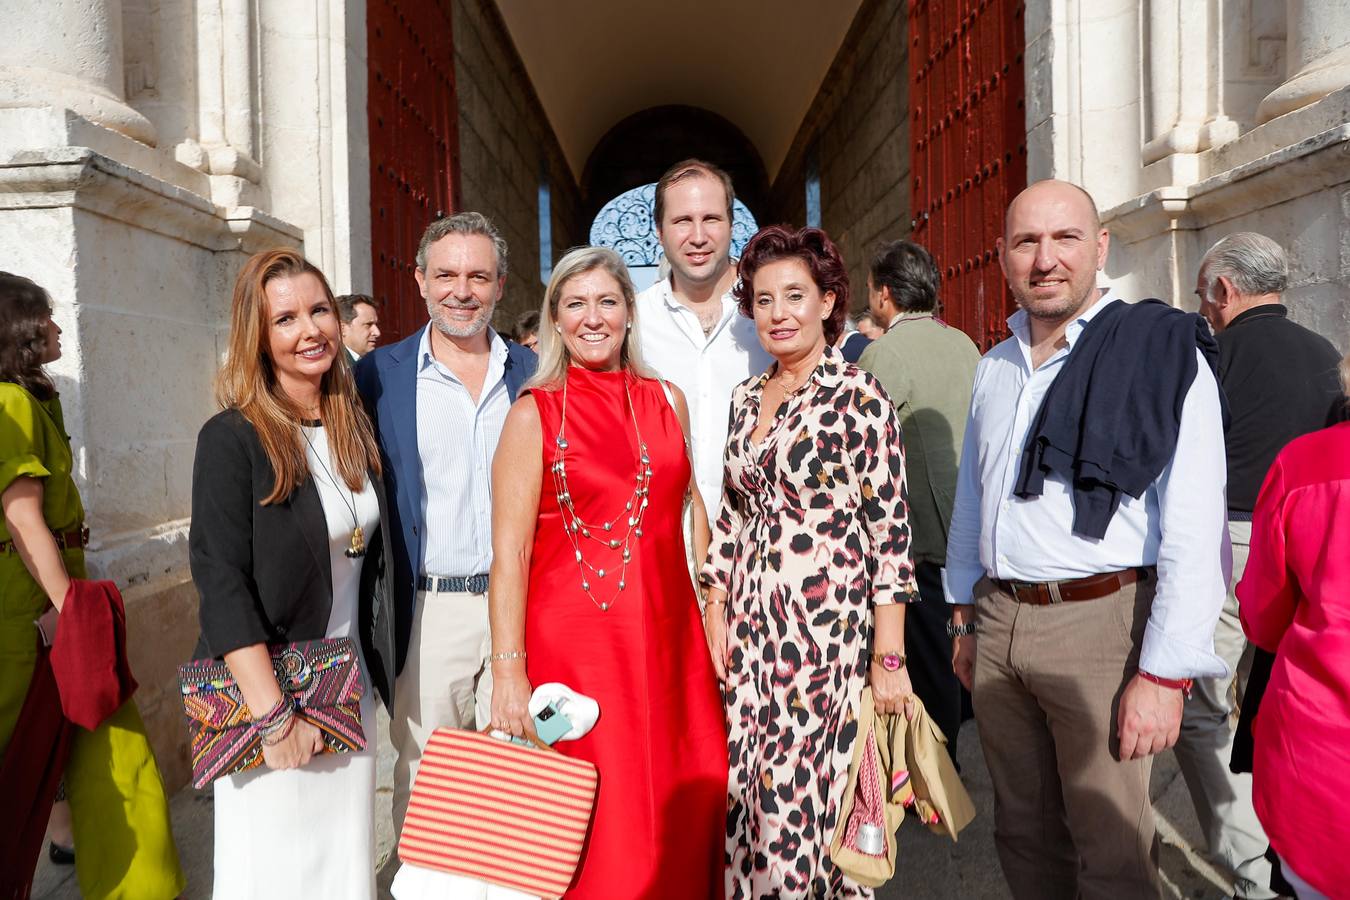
{"left": 703, "top": 346, "right": 920, "bottom": 899}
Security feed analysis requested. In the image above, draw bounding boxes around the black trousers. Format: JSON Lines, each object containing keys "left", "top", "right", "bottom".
{"left": 905, "top": 560, "right": 972, "bottom": 760}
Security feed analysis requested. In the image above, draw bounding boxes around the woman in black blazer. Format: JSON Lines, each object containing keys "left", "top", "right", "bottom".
{"left": 188, "top": 248, "right": 393, "bottom": 900}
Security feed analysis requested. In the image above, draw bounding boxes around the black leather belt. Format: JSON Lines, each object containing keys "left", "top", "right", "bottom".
{"left": 418, "top": 573, "right": 489, "bottom": 594}
{"left": 1227, "top": 510, "right": 1253, "bottom": 522}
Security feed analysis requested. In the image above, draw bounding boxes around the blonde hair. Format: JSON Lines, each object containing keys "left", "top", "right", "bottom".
{"left": 524, "top": 247, "right": 652, "bottom": 390}
{"left": 216, "top": 248, "right": 382, "bottom": 505}
{"left": 1341, "top": 353, "right": 1350, "bottom": 397}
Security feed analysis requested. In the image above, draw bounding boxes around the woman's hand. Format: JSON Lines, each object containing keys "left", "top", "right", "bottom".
{"left": 703, "top": 608, "right": 729, "bottom": 682}
{"left": 261, "top": 716, "right": 323, "bottom": 770}
{"left": 870, "top": 659, "right": 916, "bottom": 718}
{"left": 490, "top": 661, "right": 535, "bottom": 740}
{"left": 702, "top": 589, "right": 729, "bottom": 681}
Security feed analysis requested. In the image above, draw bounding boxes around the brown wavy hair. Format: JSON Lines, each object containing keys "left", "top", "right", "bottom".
{"left": 216, "top": 249, "right": 381, "bottom": 505}
{"left": 0, "top": 272, "right": 56, "bottom": 400}
{"left": 733, "top": 225, "right": 850, "bottom": 343}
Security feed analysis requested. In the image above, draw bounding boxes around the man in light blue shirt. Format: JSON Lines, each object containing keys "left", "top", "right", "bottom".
{"left": 354, "top": 212, "right": 537, "bottom": 837}
{"left": 945, "top": 180, "right": 1229, "bottom": 899}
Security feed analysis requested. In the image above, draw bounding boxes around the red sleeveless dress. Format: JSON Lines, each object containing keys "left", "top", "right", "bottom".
{"left": 525, "top": 367, "right": 727, "bottom": 899}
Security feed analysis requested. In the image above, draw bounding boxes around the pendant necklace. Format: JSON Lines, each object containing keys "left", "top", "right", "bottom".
{"left": 552, "top": 374, "right": 650, "bottom": 611}
{"left": 301, "top": 425, "right": 367, "bottom": 558}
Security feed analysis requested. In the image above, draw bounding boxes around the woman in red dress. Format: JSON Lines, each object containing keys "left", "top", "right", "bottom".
{"left": 488, "top": 246, "right": 728, "bottom": 898}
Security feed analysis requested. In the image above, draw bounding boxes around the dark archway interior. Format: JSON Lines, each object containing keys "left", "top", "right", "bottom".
{"left": 580, "top": 105, "right": 771, "bottom": 227}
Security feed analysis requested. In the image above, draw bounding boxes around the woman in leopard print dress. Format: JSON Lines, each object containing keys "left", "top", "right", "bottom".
{"left": 702, "top": 226, "right": 921, "bottom": 899}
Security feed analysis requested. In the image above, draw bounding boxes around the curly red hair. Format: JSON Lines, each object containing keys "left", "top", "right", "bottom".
{"left": 733, "top": 225, "right": 850, "bottom": 343}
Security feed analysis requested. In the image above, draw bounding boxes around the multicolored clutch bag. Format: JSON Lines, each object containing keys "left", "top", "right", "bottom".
{"left": 399, "top": 727, "right": 598, "bottom": 898}
{"left": 177, "top": 637, "right": 366, "bottom": 789}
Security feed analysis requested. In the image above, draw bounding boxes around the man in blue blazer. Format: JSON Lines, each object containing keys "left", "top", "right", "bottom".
{"left": 354, "top": 212, "right": 536, "bottom": 834}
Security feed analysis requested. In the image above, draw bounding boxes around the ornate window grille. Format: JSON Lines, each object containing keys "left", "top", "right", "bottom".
{"left": 589, "top": 182, "right": 758, "bottom": 266}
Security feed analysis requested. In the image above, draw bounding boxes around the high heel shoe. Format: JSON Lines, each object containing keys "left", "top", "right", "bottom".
{"left": 48, "top": 841, "right": 75, "bottom": 865}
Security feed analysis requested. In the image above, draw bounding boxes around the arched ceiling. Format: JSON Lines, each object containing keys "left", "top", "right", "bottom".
{"left": 492, "top": 0, "right": 863, "bottom": 182}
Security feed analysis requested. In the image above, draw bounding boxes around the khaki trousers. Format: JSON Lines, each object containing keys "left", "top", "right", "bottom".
{"left": 389, "top": 588, "right": 493, "bottom": 835}
{"left": 1174, "top": 520, "right": 1274, "bottom": 898}
{"left": 972, "top": 574, "right": 1160, "bottom": 900}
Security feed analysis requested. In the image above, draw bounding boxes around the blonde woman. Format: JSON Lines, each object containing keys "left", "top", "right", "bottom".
{"left": 488, "top": 246, "right": 727, "bottom": 897}
{"left": 189, "top": 249, "right": 395, "bottom": 899}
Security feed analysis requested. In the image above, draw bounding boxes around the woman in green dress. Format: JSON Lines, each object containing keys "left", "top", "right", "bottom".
{"left": 0, "top": 271, "right": 184, "bottom": 898}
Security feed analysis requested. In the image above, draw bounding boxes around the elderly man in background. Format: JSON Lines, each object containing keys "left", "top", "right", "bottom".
{"left": 1182, "top": 232, "right": 1344, "bottom": 900}
{"left": 337, "top": 293, "right": 381, "bottom": 361}
{"left": 857, "top": 238, "right": 979, "bottom": 757}
{"left": 947, "top": 180, "right": 1230, "bottom": 899}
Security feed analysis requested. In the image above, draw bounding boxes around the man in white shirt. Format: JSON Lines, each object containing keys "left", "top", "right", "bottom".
{"left": 945, "top": 180, "right": 1229, "bottom": 899}
{"left": 635, "top": 159, "right": 771, "bottom": 521}
{"left": 354, "top": 213, "right": 537, "bottom": 836}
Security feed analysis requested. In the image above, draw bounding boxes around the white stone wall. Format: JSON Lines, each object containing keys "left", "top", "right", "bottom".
{"left": 1025, "top": 0, "right": 1350, "bottom": 352}
{"left": 0, "top": 0, "right": 371, "bottom": 786}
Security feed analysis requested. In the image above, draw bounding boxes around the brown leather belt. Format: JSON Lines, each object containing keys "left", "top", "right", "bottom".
{"left": 994, "top": 566, "right": 1153, "bottom": 605}
{"left": 0, "top": 525, "right": 89, "bottom": 555}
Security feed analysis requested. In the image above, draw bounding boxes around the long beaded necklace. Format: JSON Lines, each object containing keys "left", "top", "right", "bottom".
{"left": 551, "top": 374, "right": 651, "bottom": 611}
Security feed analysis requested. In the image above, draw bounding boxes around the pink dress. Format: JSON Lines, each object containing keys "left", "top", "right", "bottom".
{"left": 1237, "top": 421, "right": 1350, "bottom": 897}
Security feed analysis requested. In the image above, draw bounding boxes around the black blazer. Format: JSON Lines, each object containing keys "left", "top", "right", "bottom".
{"left": 188, "top": 409, "right": 395, "bottom": 712}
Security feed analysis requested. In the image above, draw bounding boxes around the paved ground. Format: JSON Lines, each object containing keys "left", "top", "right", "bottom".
{"left": 34, "top": 712, "right": 1235, "bottom": 899}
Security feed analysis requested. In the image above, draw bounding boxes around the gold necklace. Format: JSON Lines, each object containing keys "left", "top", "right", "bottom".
{"left": 552, "top": 375, "right": 650, "bottom": 611}
{"left": 301, "top": 426, "right": 366, "bottom": 558}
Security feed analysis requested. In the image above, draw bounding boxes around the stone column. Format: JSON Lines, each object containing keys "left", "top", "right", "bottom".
{"left": 0, "top": 0, "right": 156, "bottom": 145}
{"left": 1142, "top": 0, "right": 1238, "bottom": 168}
{"left": 1257, "top": 0, "right": 1350, "bottom": 122}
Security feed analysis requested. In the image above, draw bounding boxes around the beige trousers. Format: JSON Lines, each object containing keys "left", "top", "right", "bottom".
{"left": 972, "top": 573, "right": 1161, "bottom": 900}
{"left": 389, "top": 588, "right": 493, "bottom": 835}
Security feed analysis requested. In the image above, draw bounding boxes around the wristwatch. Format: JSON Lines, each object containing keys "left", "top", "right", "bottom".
{"left": 873, "top": 651, "right": 907, "bottom": 672}
{"left": 947, "top": 619, "right": 978, "bottom": 638}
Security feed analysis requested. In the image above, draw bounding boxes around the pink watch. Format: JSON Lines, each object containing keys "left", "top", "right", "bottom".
{"left": 875, "top": 651, "right": 907, "bottom": 672}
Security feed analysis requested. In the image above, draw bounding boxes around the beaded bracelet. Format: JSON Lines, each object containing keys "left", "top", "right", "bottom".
{"left": 489, "top": 650, "right": 526, "bottom": 662}
{"left": 253, "top": 694, "right": 296, "bottom": 741}
{"left": 260, "top": 714, "right": 297, "bottom": 746}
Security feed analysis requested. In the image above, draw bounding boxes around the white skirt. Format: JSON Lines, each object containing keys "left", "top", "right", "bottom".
{"left": 212, "top": 682, "right": 377, "bottom": 899}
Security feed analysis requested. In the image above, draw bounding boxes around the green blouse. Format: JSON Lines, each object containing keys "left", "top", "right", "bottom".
{"left": 0, "top": 381, "right": 84, "bottom": 541}
{"left": 0, "top": 383, "right": 184, "bottom": 898}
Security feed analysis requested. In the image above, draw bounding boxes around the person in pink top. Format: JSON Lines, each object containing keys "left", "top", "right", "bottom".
{"left": 1237, "top": 354, "right": 1350, "bottom": 900}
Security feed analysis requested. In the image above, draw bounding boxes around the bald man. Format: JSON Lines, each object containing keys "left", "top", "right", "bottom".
{"left": 944, "top": 180, "right": 1230, "bottom": 899}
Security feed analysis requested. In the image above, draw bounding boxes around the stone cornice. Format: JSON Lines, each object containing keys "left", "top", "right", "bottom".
{"left": 1105, "top": 124, "right": 1350, "bottom": 244}
{"left": 0, "top": 146, "right": 302, "bottom": 251}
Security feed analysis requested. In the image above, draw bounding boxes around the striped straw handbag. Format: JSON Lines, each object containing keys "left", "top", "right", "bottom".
{"left": 399, "top": 727, "right": 599, "bottom": 898}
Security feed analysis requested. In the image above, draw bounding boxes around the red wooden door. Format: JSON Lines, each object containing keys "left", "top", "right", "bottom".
{"left": 367, "top": 0, "right": 461, "bottom": 344}
{"left": 908, "top": 0, "right": 1027, "bottom": 351}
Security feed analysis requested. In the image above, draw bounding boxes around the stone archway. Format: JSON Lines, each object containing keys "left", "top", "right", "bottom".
{"left": 580, "top": 105, "right": 771, "bottom": 229}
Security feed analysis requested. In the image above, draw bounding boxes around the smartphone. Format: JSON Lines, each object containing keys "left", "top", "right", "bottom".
{"left": 532, "top": 701, "right": 572, "bottom": 746}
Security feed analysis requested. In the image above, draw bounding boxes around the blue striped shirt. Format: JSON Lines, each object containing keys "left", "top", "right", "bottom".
{"left": 416, "top": 327, "right": 509, "bottom": 577}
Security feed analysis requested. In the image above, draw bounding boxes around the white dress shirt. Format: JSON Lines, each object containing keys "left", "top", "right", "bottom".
{"left": 943, "top": 292, "right": 1231, "bottom": 680}
{"left": 415, "top": 326, "right": 509, "bottom": 576}
{"left": 635, "top": 276, "right": 772, "bottom": 518}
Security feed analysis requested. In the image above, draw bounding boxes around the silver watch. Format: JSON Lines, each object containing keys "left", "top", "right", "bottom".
{"left": 946, "top": 619, "right": 978, "bottom": 638}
